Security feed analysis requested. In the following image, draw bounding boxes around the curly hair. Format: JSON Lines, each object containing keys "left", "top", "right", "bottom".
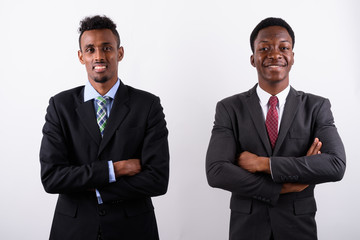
{"left": 78, "top": 15, "right": 120, "bottom": 49}
{"left": 250, "top": 17, "right": 295, "bottom": 53}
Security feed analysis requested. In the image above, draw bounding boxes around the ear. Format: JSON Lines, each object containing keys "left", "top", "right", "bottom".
{"left": 78, "top": 50, "right": 85, "bottom": 64}
{"left": 118, "top": 46, "right": 124, "bottom": 62}
{"left": 291, "top": 51, "right": 295, "bottom": 66}
{"left": 250, "top": 55, "right": 255, "bottom": 67}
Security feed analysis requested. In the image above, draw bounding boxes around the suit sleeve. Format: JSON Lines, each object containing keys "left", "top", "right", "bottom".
{"left": 40, "top": 97, "right": 110, "bottom": 194}
{"left": 270, "top": 99, "right": 346, "bottom": 184}
{"left": 206, "top": 101, "right": 282, "bottom": 206}
{"left": 99, "top": 97, "right": 170, "bottom": 202}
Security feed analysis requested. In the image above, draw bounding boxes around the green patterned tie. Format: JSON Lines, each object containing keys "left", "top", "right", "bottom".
{"left": 95, "top": 96, "right": 109, "bottom": 136}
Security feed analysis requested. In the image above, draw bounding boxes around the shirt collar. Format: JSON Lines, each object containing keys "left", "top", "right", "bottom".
{"left": 84, "top": 79, "right": 120, "bottom": 102}
{"left": 256, "top": 84, "right": 290, "bottom": 108}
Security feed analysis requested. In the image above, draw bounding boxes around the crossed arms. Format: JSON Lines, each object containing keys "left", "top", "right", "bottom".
{"left": 206, "top": 97, "right": 346, "bottom": 205}
{"left": 40, "top": 95, "right": 169, "bottom": 202}
{"left": 238, "top": 138, "right": 322, "bottom": 194}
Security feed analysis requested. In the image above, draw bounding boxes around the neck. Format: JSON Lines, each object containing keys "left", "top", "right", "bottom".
{"left": 258, "top": 79, "right": 289, "bottom": 96}
{"left": 90, "top": 78, "right": 117, "bottom": 96}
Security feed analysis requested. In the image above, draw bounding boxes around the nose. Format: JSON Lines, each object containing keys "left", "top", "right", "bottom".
{"left": 268, "top": 48, "right": 282, "bottom": 59}
{"left": 94, "top": 48, "right": 105, "bottom": 61}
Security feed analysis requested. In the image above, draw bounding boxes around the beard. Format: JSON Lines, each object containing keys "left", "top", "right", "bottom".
{"left": 94, "top": 76, "right": 109, "bottom": 83}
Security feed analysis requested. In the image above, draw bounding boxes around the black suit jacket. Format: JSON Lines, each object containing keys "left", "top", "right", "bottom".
{"left": 40, "top": 82, "right": 169, "bottom": 240}
{"left": 206, "top": 85, "right": 345, "bottom": 240}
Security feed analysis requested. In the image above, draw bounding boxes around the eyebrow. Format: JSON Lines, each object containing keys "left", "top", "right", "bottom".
{"left": 258, "top": 40, "right": 291, "bottom": 44}
{"left": 258, "top": 40, "right": 269, "bottom": 44}
{"left": 84, "top": 44, "right": 94, "bottom": 49}
{"left": 84, "top": 42, "right": 113, "bottom": 48}
{"left": 101, "top": 42, "right": 113, "bottom": 46}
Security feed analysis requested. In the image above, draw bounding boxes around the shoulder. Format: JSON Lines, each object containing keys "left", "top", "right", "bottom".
{"left": 45, "top": 86, "right": 84, "bottom": 113}
{"left": 125, "top": 84, "right": 159, "bottom": 101}
{"left": 121, "top": 84, "right": 165, "bottom": 118}
{"left": 291, "top": 87, "right": 329, "bottom": 105}
{"left": 51, "top": 86, "right": 84, "bottom": 103}
{"left": 289, "top": 87, "right": 333, "bottom": 119}
{"left": 121, "top": 84, "right": 161, "bottom": 109}
{"left": 44, "top": 86, "right": 84, "bottom": 119}
{"left": 218, "top": 86, "right": 255, "bottom": 107}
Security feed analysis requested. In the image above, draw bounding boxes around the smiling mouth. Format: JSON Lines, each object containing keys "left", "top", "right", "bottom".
{"left": 93, "top": 65, "right": 107, "bottom": 73}
{"left": 264, "top": 64, "right": 286, "bottom": 68}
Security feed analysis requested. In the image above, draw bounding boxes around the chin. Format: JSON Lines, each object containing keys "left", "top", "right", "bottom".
{"left": 94, "top": 77, "right": 109, "bottom": 83}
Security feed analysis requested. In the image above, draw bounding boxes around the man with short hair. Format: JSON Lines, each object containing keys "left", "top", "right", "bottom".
{"left": 206, "top": 17, "right": 346, "bottom": 240}
{"left": 40, "top": 15, "right": 169, "bottom": 240}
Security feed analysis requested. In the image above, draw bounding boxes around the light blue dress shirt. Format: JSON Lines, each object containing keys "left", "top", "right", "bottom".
{"left": 84, "top": 79, "right": 120, "bottom": 204}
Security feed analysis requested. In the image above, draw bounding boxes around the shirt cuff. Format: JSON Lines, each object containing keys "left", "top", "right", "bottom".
{"left": 95, "top": 161, "right": 116, "bottom": 204}
{"left": 95, "top": 189, "right": 103, "bottom": 204}
{"left": 108, "top": 160, "right": 116, "bottom": 183}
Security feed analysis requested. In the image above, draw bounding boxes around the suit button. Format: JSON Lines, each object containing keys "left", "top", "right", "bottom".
{"left": 99, "top": 209, "right": 106, "bottom": 216}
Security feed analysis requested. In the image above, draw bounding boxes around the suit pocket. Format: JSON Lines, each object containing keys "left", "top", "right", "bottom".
{"left": 230, "top": 196, "right": 252, "bottom": 214}
{"left": 55, "top": 194, "right": 78, "bottom": 218}
{"left": 123, "top": 198, "right": 154, "bottom": 217}
{"left": 294, "top": 197, "right": 317, "bottom": 215}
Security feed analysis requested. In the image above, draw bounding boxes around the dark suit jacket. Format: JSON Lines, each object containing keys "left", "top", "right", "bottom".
{"left": 40, "top": 82, "right": 169, "bottom": 240}
{"left": 206, "top": 84, "right": 345, "bottom": 240}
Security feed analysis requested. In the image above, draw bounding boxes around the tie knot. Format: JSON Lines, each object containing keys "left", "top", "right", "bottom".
{"left": 96, "top": 96, "right": 110, "bottom": 106}
{"left": 268, "top": 96, "right": 278, "bottom": 108}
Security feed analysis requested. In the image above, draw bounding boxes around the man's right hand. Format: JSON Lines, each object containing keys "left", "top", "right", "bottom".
{"left": 113, "top": 159, "right": 141, "bottom": 178}
{"left": 280, "top": 138, "right": 322, "bottom": 194}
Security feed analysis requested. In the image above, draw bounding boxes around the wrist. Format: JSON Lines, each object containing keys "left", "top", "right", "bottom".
{"left": 113, "top": 161, "right": 124, "bottom": 178}
{"left": 258, "top": 157, "right": 270, "bottom": 174}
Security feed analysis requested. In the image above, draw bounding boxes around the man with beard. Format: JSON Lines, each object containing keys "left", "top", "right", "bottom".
{"left": 206, "top": 17, "right": 345, "bottom": 240}
{"left": 40, "top": 15, "right": 169, "bottom": 240}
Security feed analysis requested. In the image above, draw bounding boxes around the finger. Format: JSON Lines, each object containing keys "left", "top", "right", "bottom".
{"left": 313, "top": 141, "right": 322, "bottom": 155}
{"left": 306, "top": 138, "right": 319, "bottom": 156}
{"left": 309, "top": 139, "right": 322, "bottom": 156}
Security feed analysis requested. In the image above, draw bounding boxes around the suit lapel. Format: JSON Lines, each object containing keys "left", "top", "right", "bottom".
{"left": 98, "top": 83, "right": 130, "bottom": 155}
{"left": 273, "top": 87, "right": 301, "bottom": 154}
{"left": 75, "top": 88, "right": 102, "bottom": 146}
{"left": 246, "top": 85, "right": 272, "bottom": 156}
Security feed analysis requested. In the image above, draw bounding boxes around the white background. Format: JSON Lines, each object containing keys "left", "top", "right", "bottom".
{"left": 1, "top": 0, "right": 359, "bottom": 239}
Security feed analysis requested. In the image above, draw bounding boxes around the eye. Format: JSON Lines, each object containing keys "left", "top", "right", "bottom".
{"left": 280, "top": 47, "right": 290, "bottom": 51}
{"left": 104, "top": 46, "right": 112, "bottom": 51}
{"left": 85, "top": 47, "right": 95, "bottom": 53}
{"left": 259, "top": 47, "right": 269, "bottom": 52}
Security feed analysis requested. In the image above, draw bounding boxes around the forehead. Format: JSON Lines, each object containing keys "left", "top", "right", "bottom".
{"left": 255, "top": 26, "right": 292, "bottom": 45}
{"left": 80, "top": 29, "right": 117, "bottom": 47}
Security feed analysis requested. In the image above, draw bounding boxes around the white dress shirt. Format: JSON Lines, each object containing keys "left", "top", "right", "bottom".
{"left": 256, "top": 84, "right": 290, "bottom": 129}
{"left": 256, "top": 84, "right": 290, "bottom": 179}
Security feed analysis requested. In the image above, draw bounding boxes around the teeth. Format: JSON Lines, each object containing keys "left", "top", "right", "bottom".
{"left": 94, "top": 66, "right": 106, "bottom": 69}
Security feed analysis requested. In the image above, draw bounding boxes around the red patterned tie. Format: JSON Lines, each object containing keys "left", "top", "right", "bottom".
{"left": 266, "top": 96, "right": 279, "bottom": 149}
